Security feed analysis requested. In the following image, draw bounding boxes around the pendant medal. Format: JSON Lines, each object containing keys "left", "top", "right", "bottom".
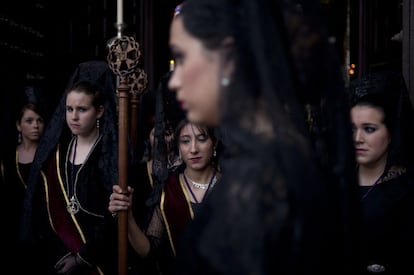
{"left": 67, "top": 196, "right": 79, "bottom": 214}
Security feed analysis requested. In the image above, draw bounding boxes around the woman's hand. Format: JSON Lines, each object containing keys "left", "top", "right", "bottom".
{"left": 55, "top": 253, "right": 91, "bottom": 274}
{"left": 108, "top": 184, "right": 134, "bottom": 216}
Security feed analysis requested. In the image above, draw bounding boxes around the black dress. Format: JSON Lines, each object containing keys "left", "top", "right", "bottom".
{"left": 2, "top": 150, "right": 28, "bottom": 242}
{"left": 127, "top": 160, "right": 161, "bottom": 275}
{"left": 27, "top": 137, "right": 118, "bottom": 275}
{"left": 358, "top": 166, "right": 414, "bottom": 274}
{"left": 1, "top": 149, "right": 46, "bottom": 273}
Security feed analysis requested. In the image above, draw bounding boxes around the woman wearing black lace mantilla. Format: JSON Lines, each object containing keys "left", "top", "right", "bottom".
{"left": 1, "top": 83, "right": 49, "bottom": 273}
{"left": 20, "top": 61, "right": 119, "bottom": 274}
{"left": 167, "top": 0, "right": 359, "bottom": 274}
{"left": 349, "top": 71, "right": 414, "bottom": 274}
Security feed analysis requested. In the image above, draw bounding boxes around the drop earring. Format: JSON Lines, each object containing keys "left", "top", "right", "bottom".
{"left": 96, "top": 119, "right": 100, "bottom": 129}
{"left": 17, "top": 131, "right": 22, "bottom": 144}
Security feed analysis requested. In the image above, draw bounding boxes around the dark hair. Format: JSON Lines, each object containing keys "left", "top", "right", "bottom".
{"left": 67, "top": 80, "right": 105, "bottom": 109}
{"left": 351, "top": 96, "right": 395, "bottom": 134}
{"left": 17, "top": 103, "right": 44, "bottom": 123}
{"left": 174, "top": 118, "right": 216, "bottom": 146}
{"left": 178, "top": 1, "right": 234, "bottom": 50}
{"left": 16, "top": 85, "right": 48, "bottom": 123}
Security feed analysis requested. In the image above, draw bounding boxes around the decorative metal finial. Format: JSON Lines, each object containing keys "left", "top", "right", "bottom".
{"left": 128, "top": 67, "right": 148, "bottom": 96}
{"left": 107, "top": 36, "right": 141, "bottom": 77}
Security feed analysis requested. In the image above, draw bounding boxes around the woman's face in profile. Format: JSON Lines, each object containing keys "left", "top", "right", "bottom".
{"left": 168, "top": 16, "right": 221, "bottom": 126}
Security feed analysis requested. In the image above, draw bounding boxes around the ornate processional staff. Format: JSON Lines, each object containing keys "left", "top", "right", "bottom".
{"left": 128, "top": 67, "right": 148, "bottom": 154}
{"left": 107, "top": 3, "right": 148, "bottom": 273}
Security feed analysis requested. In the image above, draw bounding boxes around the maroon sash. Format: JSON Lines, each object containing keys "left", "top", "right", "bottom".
{"left": 161, "top": 174, "right": 193, "bottom": 255}
{"left": 44, "top": 148, "right": 84, "bottom": 254}
{"left": 41, "top": 146, "right": 102, "bottom": 275}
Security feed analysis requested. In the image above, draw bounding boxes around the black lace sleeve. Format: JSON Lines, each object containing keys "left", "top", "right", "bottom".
{"left": 145, "top": 206, "right": 165, "bottom": 258}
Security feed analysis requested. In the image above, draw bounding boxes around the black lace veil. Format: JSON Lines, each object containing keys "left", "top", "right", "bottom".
{"left": 174, "top": 0, "right": 359, "bottom": 274}
{"left": 146, "top": 71, "right": 185, "bottom": 212}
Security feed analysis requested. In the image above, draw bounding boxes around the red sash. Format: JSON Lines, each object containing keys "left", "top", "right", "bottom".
{"left": 44, "top": 147, "right": 84, "bottom": 254}
{"left": 41, "top": 146, "right": 102, "bottom": 275}
{"left": 161, "top": 174, "right": 194, "bottom": 255}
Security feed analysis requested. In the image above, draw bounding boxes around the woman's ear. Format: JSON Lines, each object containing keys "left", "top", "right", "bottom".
{"left": 97, "top": 105, "right": 105, "bottom": 119}
{"left": 16, "top": 121, "right": 21, "bottom": 132}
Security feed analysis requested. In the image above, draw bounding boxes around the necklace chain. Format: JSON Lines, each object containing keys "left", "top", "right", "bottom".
{"left": 360, "top": 176, "right": 382, "bottom": 201}
{"left": 15, "top": 150, "right": 26, "bottom": 189}
{"left": 66, "top": 137, "right": 80, "bottom": 214}
{"left": 64, "top": 135, "right": 101, "bottom": 215}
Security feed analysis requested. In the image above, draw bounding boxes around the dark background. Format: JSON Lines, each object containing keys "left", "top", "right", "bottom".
{"left": 0, "top": 0, "right": 403, "bottom": 133}
{"left": 0, "top": 0, "right": 181, "bottom": 137}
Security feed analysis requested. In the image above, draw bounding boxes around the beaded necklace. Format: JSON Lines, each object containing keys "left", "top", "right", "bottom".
{"left": 183, "top": 169, "right": 216, "bottom": 203}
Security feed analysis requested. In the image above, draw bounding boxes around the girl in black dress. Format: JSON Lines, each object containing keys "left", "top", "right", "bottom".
{"left": 349, "top": 71, "right": 414, "bottom": 274}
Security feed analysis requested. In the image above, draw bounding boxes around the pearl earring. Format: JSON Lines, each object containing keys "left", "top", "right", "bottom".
{"left": 221, "top": 77, "right": 230, "bottom": 87}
